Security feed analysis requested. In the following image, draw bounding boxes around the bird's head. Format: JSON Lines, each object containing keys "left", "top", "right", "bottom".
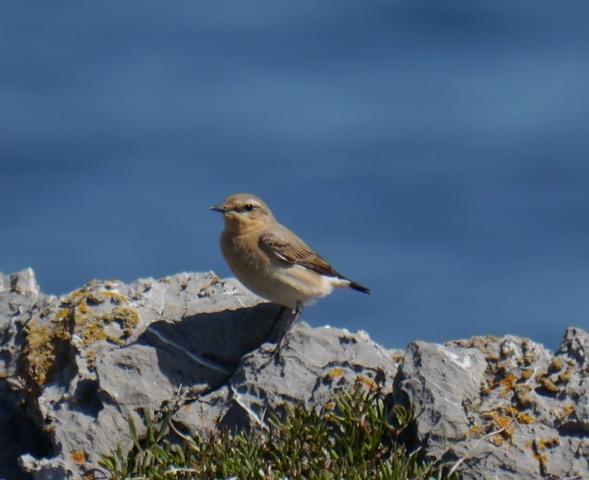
{"left": 210, "top": 193, "right": 274, "bottom": 231}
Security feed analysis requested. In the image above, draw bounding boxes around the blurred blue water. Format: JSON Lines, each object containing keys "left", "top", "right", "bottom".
{"left": 1, "top": 1, "right": 588, "bottom": 349}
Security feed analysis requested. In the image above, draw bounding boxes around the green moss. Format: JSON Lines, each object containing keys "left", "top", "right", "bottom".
{"left": 100, "top": 387, "right": 460, "bottom": 480}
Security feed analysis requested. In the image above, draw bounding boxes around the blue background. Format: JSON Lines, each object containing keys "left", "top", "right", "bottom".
{"left": 1, "top": 1, "right": 588, "bottom": 349}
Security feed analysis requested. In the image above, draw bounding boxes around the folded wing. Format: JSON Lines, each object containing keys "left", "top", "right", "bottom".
{"left": 258, "top": 230, "right": 344, "bottom": 279}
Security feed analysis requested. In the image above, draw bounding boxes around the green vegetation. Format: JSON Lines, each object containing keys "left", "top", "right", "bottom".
{"left": 100, "top": 386, "right": 460, "bottom": 479}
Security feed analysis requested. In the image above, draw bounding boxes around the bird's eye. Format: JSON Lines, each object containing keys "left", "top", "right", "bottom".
{"left": 243, "top": 203, "right": 255, "bottom": 212}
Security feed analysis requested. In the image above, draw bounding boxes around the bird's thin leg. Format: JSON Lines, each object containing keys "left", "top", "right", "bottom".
{"left": 272, "top": 301, "right": 303, "bottom": 358}
{"left": 264, "top": 305, "right": 287, "bottom": 343}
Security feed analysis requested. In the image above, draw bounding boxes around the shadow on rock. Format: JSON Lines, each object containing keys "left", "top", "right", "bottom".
{"left": 137, "top": 302, "right": 296, "bottom": 387}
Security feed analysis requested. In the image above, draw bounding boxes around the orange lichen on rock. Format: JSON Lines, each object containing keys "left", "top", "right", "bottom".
{"left": 71, "top": 450, "right": 86, "bottom": 465}
{"left": 481, "top": 411, "right": 515, "bottom": 446}
{"left": 530, "top": 437, "right": 560, "bottom": 475}
{"left": 516, "top": 412, "right": 535, "bottom": 425}
{"left": 498, "top": 374, "right": 518, "bottom": 398}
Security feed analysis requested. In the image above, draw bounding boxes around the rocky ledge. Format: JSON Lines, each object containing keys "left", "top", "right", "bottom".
{"left": 0, "top": 269, "right": 587, "bottom": 480}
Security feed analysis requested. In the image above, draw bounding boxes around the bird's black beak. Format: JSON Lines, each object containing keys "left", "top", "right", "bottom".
{"left": 210, "top": 205, "right": 227, "bottom": 213}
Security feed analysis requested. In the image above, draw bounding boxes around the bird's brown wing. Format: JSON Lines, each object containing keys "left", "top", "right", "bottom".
{"left": 258, "top": 230, "right": 344, "bottom": 279}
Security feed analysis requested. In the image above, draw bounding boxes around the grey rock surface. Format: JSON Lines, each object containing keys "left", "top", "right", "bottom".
{"left": 0, "top": 269, "right": 587, "bottom": 480}
{"left": 396, "top": 330, "right": 589, "bottom": 479}
{"left": 174, "top": 323, "right": 400, "bottom": 436}
{"left": 0, "top": 269, "right": 296, "bottom": 479}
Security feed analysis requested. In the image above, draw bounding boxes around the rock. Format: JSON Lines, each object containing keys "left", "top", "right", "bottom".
{"left": 0, "top": 269, "right": 295, "bottom": 479}
{"left": 394, "top": 341, "right": 488, "bottom": 446}
{"left": 396, "top": 332, "right": 589, "bottom": 479}
{"left": 0, "top": 268, "right": 587, "bottom": 480}
{"left": 174, "top": 323, "right": 401, "bottom": 435}
{"left": 0, "top": 270, "right": 54, "bottom": 480}
{"left": 556, "top": 327, "right": 589, "bottom": 437}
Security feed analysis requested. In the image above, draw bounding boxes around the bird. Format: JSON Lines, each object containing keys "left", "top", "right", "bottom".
{"left": 210, "top": 193, "right": 370, "bottom": 320}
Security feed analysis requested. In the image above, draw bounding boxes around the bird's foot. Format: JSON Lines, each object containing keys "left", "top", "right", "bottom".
{"left": 260, "top": 302, "right": 303, "bottom": 367}
{"left": 271, "top": 334, "right": 291, "bottom": 363}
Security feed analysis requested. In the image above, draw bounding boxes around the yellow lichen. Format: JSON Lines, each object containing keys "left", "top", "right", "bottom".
{"left": 19, "top": 288, "right": 140, "bottom": 392}
{"left": 355, "top": 375, "right": 378, "bottom": 391}
{"left": 548, "top": 357, "right": 563, "bottom": 373}
{"left": 531, "top": 437, "right": 559, "bottom": 475}
{"left": 101, "top": 306, "right": 140, "bottom": 338}
{"left": 61, "top": 290, "right": 139, "bottom": 348}
{"left": 86, "top": 350, "right": 97, "bottom": 371}
{"left": 557, "top": 368, "right": 573, "bottom": 384}
{"left": 85, "top": 292, "right": 106, "bottom": 305}
{"left": 77, "top": 301, "right": 90, "bottom": 315}
{"left": 536, "top": 377, "right": 559, "bottom": 394}
{"left": 391, "top": 353, "right": 404, "bottom": 363}
{"left": 521, "top": 340, "right": 537, "bottom": 366}
{"left": 534, "top": 371, "right": 546, "bottom": 382}
{"left": 55, "top": 308, "right": 71, "bottom": 322}
{"left": 78, "top": 316, "right": 109, "bottom": 346}
{"left": 481, "top": 411, "right": 515, "bottom": 446}
{"left": 20, "top": 314, "right": 72, "bottom": 392}
{"left": 493, "top": 405, "right": 535, "bottom": 426}
{"left": 21, "top": 321, "right": 59, "bottom": 388}
{"left": 498, "top": 374, "right": 518, "bottom": 398}
{"left": 538, "top": 437, "right": 560, "bottom": 449}
{"left": 495, "top": 362, "right": 510, "bottom": 376}
{"left": 513, "top": 384, "right": 534, "bottom": 408}
{"left": 63, "top": 289, "right": 126, "bottom": 307}
{"left": 533, "top": 452, "right": 548, "bottom": 475}
{"left": 561, "top": 404, "right": 576, "bottom": 419}
{"left": 502, "top": 405, "right": 519, "bottom": 417}
{"left": 326, "top": 368, "right": 344, "bottom": 380}
{"left": 516, "top": 412, "right": 535, "bottom": 425}
{"left": 61, "top": 289, "right": 88, "bottom": 306}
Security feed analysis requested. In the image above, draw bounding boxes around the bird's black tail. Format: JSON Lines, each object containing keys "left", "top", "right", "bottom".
{"left": 349, "top": 281, "right": 370, "bottom": 294}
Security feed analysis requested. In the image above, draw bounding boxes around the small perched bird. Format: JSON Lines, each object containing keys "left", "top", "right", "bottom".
{"left": 210, "top": 193, "right": 370, "bottom": 317}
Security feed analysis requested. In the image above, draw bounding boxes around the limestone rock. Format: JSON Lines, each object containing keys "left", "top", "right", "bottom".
{"left": 0, "top": 269, "right": 587, "bottom": 480}
{"left": 0, "top": 269, "right": 293, "bottom": 479}
{"left": 174, "top": 323, "right": 401, "bottom": 435}
{"left": 396, "top": 332, "right": 589, "bottom": 479}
